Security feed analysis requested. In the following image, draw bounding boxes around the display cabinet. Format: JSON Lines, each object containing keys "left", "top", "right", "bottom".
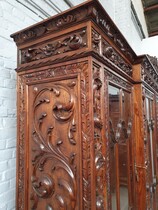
{"left": 11, "top": 0, "right": 158, "bottom": 209}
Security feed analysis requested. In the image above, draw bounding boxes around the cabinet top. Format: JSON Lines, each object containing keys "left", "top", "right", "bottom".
{"left": 11, "top": 0, "right": 137, "bottom": 63}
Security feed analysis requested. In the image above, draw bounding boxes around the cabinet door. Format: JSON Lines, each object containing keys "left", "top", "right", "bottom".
{"left": 26, "top": 77, "right": 81, "bottom": 210}
{"left": 108, "top": 85, "right": 133, "bottom": 210}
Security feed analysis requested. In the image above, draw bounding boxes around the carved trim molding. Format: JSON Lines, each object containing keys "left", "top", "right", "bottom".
{"left": 106, "top": 70, "right": 132, "bottom": 92}
{"left": 21, "top": 28, "right": 87, "bottom": 64}
{"left": 16, "top": 51, "right": 89, "bottom": 72}
{"left": 93, "top": 62, "right": 106, "bottom": 209}
{"left": 17, "top": 76, "right": 25, "bottom": 210}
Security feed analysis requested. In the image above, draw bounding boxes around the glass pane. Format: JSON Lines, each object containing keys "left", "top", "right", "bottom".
{"left": 109, "top": 85, "right": 120, "bottom": 210}
{"left": 119, "top": 91, "right": 130, "bottom": 210}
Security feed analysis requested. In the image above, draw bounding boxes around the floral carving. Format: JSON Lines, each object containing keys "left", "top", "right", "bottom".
{"left": 21, "top": 29, "right": 87, "bottom": 64}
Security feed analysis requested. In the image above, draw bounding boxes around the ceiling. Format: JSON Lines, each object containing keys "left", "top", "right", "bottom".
{"left": 142, "top": 0, "right": 158, "bottom": 37}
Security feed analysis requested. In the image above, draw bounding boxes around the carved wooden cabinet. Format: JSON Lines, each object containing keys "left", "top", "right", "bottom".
{"left": 11, "top": 0, "right": 158, "bottom": 210}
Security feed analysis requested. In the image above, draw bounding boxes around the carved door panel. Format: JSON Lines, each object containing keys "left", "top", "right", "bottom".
{"left": 27, "top": 78, "right": 80, "bottom": 210}
{"left": 108, "top": 84, "right": 132, "bottom": 210}
{"left": 144, "top": 93, "right": 157, "bottom": 210}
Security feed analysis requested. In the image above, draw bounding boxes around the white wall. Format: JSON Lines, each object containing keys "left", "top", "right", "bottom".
{"left": 141, "top": 36, "right": 158, "bottom": 57}
{"left": 0, "top": 1, "right": 41, "bottom": 209}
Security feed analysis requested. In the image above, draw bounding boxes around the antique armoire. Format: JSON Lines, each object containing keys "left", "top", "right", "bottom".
{"left": 11, "top": 0, "right": 158, "bottom": 209}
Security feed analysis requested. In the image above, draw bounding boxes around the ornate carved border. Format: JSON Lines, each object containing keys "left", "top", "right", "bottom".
{"left": 106, "top": 69, "right": 132, "bottom": 92}
{"left": 17, "top": 76, "right": 26, "bottom": 210}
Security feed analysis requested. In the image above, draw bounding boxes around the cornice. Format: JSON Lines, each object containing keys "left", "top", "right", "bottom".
{"left": 11, "top": 0, "right": 136, "bottom": 64}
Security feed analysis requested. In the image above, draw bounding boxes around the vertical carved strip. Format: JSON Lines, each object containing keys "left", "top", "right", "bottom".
{"left": 80, "top": 63, "right": 92, "bottom": 210}
{"left": 17, "top": 76, "right": 26, "bottom": 210}
{"left": 93, "top": 63, "right": 106, "bottom": 209}
{"left": 104, "top": 70, "right": 111, "bottom": 210}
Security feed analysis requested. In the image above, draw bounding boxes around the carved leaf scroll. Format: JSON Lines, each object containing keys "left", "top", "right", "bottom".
{"left": 30, "top": 82, "right": 77, "bottom": 209}
{"left": 21, "top": 29, "right": 87, "bottom": 64}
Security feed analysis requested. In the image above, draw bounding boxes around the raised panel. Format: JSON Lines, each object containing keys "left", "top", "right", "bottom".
{"left": 28, "top": 78, "right": 80, "bottom": 210}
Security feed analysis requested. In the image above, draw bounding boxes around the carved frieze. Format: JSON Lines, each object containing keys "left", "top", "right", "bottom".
{"left": 102, "top": 39, "right": 132, "bottom": 77}
{"left": 90, "top": 7, "right": 136, "bottom": 62}
{"left": 91, "top": 28, "right": 132, "bottom": 77}
{"left": 93, "top": 63, "right": 106, "bottom": 209}
{"left": 23, "top": 62, "right": 85, "bottom": 83}
{"left": 21, "top": 29, "right": 87, "bottom": 64}
{"left": 142, "top": 57, "right": 158, "bottom": 92}
{"left": 11, "top": 8, "right": 87, "bottom": 45}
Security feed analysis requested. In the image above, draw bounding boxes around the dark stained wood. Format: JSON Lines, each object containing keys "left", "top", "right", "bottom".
{"left": 11, "top": 0, "right": 158, "bottom": 209}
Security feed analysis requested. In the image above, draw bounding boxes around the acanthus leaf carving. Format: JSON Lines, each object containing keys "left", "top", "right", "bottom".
{"left": 21, "top": 29, "right": 87, "bottom": 64}
{"left": 30, "top": 82, "right": 77, "bottom": 209}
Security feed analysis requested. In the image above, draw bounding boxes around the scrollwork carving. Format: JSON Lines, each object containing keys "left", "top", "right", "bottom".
{"left": 21, "top": 29, "right": 87, "bottom": 64}
{"left": 30, "top": 82, "right": 77, "bottom": 209}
